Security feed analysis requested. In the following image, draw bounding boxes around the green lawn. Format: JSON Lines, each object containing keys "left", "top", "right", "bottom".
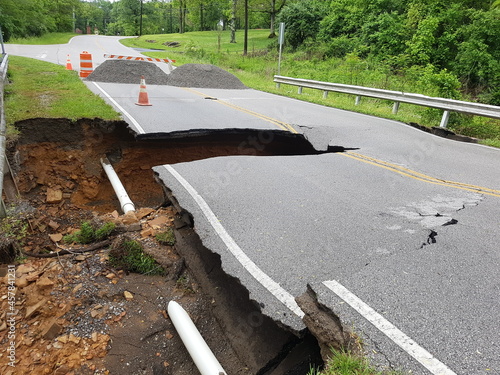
{"left": 120, "top": 29, "right": 272, "bottom": 55}
{"left": 7, "top": 32, "right": 77, "bottom": 45}
{"left": 4, "top": 55, "right": 120, "bottom": 137}
{"left": 122, "top": 29, "right": 500, "bottom": 147}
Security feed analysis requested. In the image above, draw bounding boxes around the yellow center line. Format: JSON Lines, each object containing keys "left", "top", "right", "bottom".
{"left": 342, "top": 152, "right": 500, "bottom": 198}
{"left": 348, "top": 152, "right": 500, "bottom": 193}
{"left": 181, "top": 87, "right": 297, "bottom": 133}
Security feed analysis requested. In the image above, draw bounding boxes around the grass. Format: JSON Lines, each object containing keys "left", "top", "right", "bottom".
{"left": 120, "top": 29, "right": 271, "bottom": 55}
{"left": 7, "top": 32, "right": 77, "bottom": 45}
{"left": 121, "top": 29, "right": 500, "bottom": 147}
{"left": 4, "top": 55, "right": 120, "bottom": 137}
{"left": 109, "top": 240, "right": 165, "bottom": 276}
{"left": 63, "top": 221, "right": 116, "bottom": 245}
{"left": 155, "top": 228, "right": 176, "bottom": 246}
{"left": 308, "top": 349, "right": 401, "bottom": 375}
{"left": 0, "top": 212, "right": 29, "bottom": 243}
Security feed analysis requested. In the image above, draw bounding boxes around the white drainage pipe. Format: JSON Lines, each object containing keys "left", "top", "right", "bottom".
{"left": 100, "top": 157, "right": 135, "bottom": 214}
{"left": 168, "top": 301, "right": 227, "bottom": 375}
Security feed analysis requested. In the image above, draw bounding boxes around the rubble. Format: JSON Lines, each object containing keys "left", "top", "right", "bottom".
{"left": 85, "top": 60, "right": 170, "bottom": 85}
{"left": 0, "top": 118, "right": 328, "bottom": 374}
{"left": 167, "top": 63, "right": 248, "bottom": 89}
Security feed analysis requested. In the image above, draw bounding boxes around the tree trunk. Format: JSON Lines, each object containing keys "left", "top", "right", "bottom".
{"left": 169, "top": 4, "right": 173, "bottom": 33}
{"left": 269, "top": 0, "right": 277, "bottom": 38}
{"left": 200, "top": 2, "right": 204, "bottom": 31}
{"left": 179, "top": 0, "right": 186, "bottom": 34}
{"left": 179, "top": 5, "right": 183, "bottom": 33}
{"left": 230, "top": 0, "right": 237, "bottom": 43}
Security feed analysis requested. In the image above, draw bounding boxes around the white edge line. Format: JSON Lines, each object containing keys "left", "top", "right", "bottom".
{"left": 323, "top": 280, "right": 457, "bottom": 375}
{"left": 164, "top": 164, "right": 305, "bottom": 319}
{"left": 92, "top": 82, "right": 146, "bottom": 134}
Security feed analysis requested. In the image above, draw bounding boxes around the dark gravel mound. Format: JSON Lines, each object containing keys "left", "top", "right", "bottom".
{"left": 86, "top": 60, "right": 170, "bottom": 85}
{"left": 167, "top": 64, "right": 247, "bottom": 89}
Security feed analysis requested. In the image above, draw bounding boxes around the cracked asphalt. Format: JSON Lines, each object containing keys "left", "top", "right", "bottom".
{"left": 8, "top": 35, "right": 500, "bottom": 374}
{"left": 156, "top": 151, "right": 499, "bottom": 375}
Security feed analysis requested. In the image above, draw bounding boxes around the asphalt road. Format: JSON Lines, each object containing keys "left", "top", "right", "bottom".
{"left": 85, "top": 83, "right": 288, "bottom": 134}
{"left": 5, "top": 34, "right": 172, "bottom": 74}
{"left": 8, "top": 36, "right": 500, "bottom": 375}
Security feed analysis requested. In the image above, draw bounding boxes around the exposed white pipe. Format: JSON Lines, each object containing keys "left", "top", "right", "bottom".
{"left": 168, "top": 301, "right": 227, "bottom": 375}
{"left": 100, "top": 157, "right": 135, "bottom": 214}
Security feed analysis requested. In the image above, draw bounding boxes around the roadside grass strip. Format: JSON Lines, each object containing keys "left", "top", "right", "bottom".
{"left": 5, "top": 56, "right": 120, "bottom": 129}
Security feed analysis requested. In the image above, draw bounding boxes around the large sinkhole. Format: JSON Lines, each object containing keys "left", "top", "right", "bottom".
{"left": 5, "top": 118, "right": 358, "bottom": 374}
{"left": 10, "top": 118, "right": 335, "bottom": 213}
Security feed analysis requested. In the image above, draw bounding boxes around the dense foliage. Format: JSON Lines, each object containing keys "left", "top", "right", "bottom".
{"left": 277, "top": 0, "right": 500, "bottom": 104}
{"left": 1, "top": 0, "right": 499, "bottom": 103}
{"left": 0, "top": 0, "right": 80, "bottom": 41}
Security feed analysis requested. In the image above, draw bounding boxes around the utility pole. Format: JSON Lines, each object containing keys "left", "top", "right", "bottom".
{"left": 139, "top": 0, "right": 143, "bottom": 36}
{"left": 243, "top": 0, "right": 248, "bottom": 55}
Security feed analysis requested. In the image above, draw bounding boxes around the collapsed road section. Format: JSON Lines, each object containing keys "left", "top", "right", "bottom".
{"left": 2, "top": 118, "right": 358, "bottom": 374}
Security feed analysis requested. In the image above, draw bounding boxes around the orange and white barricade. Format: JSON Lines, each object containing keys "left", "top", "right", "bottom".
{"left": 79, "top": 51, "right": 93, "bottom": 77}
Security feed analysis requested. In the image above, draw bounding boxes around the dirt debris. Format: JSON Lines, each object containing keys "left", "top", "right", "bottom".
{"left": 0, "top": 200, "right": 248, "bottom": 374}
{"left": 85, "top": 60, "right": 247, "bottom": 91}
{"left": 296, "top": 286, "right": 359, "bottom": 364}
{"left": 86, "top": 60, "right": 170, "bottom": 85}
{"left": 167, "top": 63, "right": 247, "bottom": 90}
{"left": 0, "top": 117, "right": 330, "bottom": 374}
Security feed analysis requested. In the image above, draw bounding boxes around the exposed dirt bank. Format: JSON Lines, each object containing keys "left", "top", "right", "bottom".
{"left": 1, "top": 118, "right": 347, "bottom": 374}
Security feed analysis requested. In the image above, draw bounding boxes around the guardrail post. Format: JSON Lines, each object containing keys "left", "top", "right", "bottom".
{"left": 355, "top": 96, "right": 361, "bottom": 106}
{"left": 298, "top": 86, "right": 302, "bottom": 94}
{"left": 439, "top": 110, "right": 450, "bottom": 128}
{"left": 392, "top": 102, "right": 400, "bottom": 114}
{"left": 323, "top": 91, "right": 328, "bottom": 99}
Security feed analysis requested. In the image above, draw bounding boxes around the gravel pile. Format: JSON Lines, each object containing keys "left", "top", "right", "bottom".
{"left": 86, "top": 60, "right": 170, "bottom": 85}
{"left": 167, "top": 63, "right": 247, "bottom": 89}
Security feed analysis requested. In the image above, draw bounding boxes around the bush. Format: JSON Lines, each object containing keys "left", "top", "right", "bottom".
{"left": 277, "top": 1, "right": 327, "bottom": 50}
{"left": 325, "top": 36, "right": 362, "bottom": 58}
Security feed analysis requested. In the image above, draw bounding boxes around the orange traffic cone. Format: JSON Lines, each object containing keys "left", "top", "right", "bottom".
{"left": 66, "top": 54, "right": 73, "bottom": 70}
{"left": 135, "top": 76, "right": 152, "bottom": 106}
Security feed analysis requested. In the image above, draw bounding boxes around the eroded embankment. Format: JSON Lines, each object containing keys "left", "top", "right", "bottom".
{"left": 6, "top": 118, "right": 358, "bottom": 374}
{"left": 11, "top": 118, "right": 331, "bottom": 213}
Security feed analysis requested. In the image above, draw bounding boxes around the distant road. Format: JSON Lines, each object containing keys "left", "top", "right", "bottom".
{"left": 9, "top": 35, "right": 500, "bottom": 375}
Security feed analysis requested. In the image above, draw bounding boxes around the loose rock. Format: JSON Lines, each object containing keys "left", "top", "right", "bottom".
{"left": 86, "top": 60, "right": 170, "bottom": 85}
{"left": 167, "top": 63, "right": 247, "bottom": 89}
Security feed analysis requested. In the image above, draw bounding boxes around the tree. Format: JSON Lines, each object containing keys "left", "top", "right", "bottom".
{"left": 178, "top": 0, "right": 187, "bottom": 34}
{"left": 0, "top": 0, "right": 80, "bottom": 41}
{"left": 252, "top": 0, "right": 287, "bottom": 38}
{"left": 230, "top": 0, "right": 238, "bottom": 43}
{"left": 277, "top": 1, "right": 327, "bottom": 49}
{"left": 112, "top": 0, "right": 141, "bottom": 36}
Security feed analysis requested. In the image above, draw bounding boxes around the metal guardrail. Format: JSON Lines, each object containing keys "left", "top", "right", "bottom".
{"left": 274, "top": 75, "right": 500, "bottom": 128}
{"left": 0, "top": 54, "right": 8, "bottom": 217}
